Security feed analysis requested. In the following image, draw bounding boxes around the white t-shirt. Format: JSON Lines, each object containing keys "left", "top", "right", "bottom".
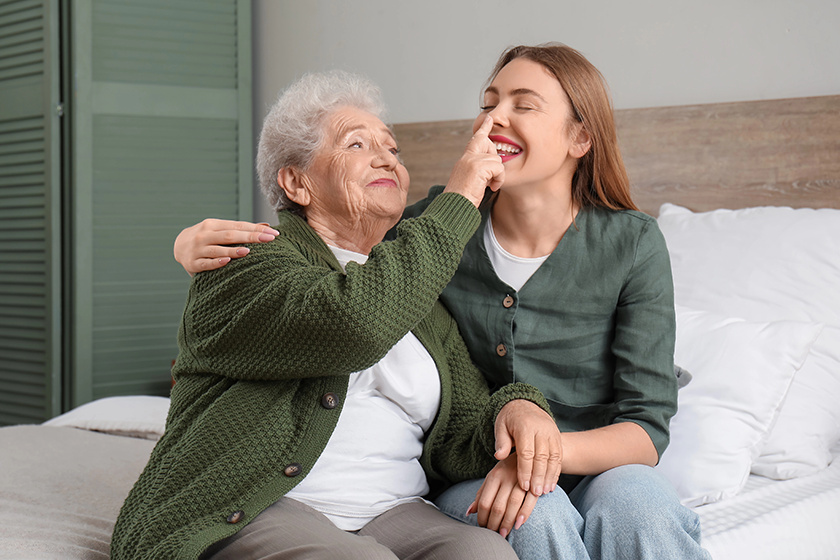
{"left": 285, "top": 246, "right": 442, "bottom": 530}
{"left": 484, "top": 217, "right": 548, "bottom": 292}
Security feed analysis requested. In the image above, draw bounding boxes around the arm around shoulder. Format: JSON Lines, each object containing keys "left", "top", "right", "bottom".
{"left": 177, "top": 199, "right": 481, "bottom": 384}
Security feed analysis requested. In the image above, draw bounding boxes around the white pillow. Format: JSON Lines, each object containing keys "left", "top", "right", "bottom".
{"left": 657, "top": 203, "right": 840, "bottom": 326}
{"left": 750, "top": 326, "right": 840, "bottom": 479}
{"left": 655, "top": 306, "right": 821, "bottom": 507}
{"left": 658, "top": 203, "right": 840, "bottom": 479}
{"left": 43, "top": 395, "right": 170, "bottom": 440}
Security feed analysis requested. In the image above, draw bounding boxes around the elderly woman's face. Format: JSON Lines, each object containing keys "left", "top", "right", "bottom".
{"left": 298, "top": 107, "right": 410, "bottom": 241}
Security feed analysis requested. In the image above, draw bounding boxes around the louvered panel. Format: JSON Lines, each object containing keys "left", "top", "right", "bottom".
{"left": 0, "top": 128, "right": 41, "bottom": 148}
{"left": 0, "top": 217, "right": 43, "bottom": 231}
{"left": 0, "top": 0, "right": 43, "bottom": 82}
{"left": 0, "top": 27, "right": 41, "bottom": 50}
{"left": 0, "top": 309, "right": 44, "bottom": 330}
{"left": 0, "top": 2, "right": 42, "bottom": 34}
{"left": 89, "top": 114, "right": 240, "bottom": 398}
{"left": 94, "top": 321, "right": 183, "bottom": 346}
{"left": 91, "top": 0, "right": 236, "bottom": 88}
{"left": 68, "top": 0, "right": 250, "bottom": 407}
{"left": 0, "top": 0, "right": 40, "bottom": 18}
{"left": 0, "top": 141, "right": 42, "bottom": 158}
{"left": 0, "top": 111, "right": 47, "bottom": 424}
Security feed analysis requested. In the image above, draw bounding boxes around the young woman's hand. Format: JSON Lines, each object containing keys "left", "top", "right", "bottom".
{"left": 495, "top": 399, "right": 562, "bottom": 496}
{"left": 468, "top": 453, "right": 539, "bottom": 539}
{"left": 444, "top": 115, "right": 505, "bottom": 207}
{"left": 174, "top": 219, "right": 278, "bottom": 276}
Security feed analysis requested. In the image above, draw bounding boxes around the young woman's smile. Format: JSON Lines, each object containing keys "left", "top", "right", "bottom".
{"left": 489, "top": 135, "right": 522, "bottom": 162}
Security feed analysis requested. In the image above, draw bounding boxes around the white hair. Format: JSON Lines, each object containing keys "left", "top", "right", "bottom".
{"left": 256, "top": 70, "right": 388, "bottom": 213}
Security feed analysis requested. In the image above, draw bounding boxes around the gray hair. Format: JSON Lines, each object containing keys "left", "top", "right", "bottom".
{"left": 256, "top": 70, "right": 388, "bottom": 213}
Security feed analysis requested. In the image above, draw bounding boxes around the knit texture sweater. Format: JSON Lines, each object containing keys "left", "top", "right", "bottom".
{"left": 110, "top": 192, "right": 550, "bottom": 560}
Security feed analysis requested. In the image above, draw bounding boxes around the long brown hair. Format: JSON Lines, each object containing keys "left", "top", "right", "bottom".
{"left": 487, "top": 43, "right": 638, "bottom": 211}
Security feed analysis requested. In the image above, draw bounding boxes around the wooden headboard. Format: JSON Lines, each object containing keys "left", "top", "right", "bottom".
{"left": 393, "top": 95, "right": 840, "bottom": 215}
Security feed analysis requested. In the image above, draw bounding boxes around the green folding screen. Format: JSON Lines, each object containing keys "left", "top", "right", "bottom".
{"left": 0, "top": 0, "right": 61, "bottom": 425}
{"left": 0, "top": 0, "right": 251, "bottom": 425}
{"left": 70, "top": 0, "right": 252, "bottom": 406}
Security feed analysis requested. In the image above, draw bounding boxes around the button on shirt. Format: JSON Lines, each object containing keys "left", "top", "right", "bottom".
{"left": 285, "top": 246, "right": 442, "bottom": 531}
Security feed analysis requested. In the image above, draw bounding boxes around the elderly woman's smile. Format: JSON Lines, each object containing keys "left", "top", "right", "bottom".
{"left": 281, "top": 106, "right": 410, "bottom": 254}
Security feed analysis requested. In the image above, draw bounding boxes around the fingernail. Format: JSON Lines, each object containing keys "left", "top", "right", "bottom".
{"left": 535, "top": 485, "right": 543, "bottom": 496}
{"left": 515, "top": 516, "right": 525, "bottom": 530}
{"left": 499, "top": 528, "right": 508, "bottom": 539}
{"left": 236, "top": 247, "right": 250, "bottom": 256}
{"left": 522, "top": 481, "right": 529, "bottom": 492}
{"left": 218, "top": 257, "right": 230, "bottom": 265}
{"left": 258, "top": 233, "right": 275, "bottom": 242}
{"left": 263, "top": 228, "right": 279, "bottom": 235}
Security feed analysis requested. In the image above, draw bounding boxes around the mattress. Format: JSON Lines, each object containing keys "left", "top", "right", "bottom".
{"left": 697, "top": 446, "right": 840, "bottom": 560}
{"left": 0, "top": 425, "right": 155, "bottom": 560}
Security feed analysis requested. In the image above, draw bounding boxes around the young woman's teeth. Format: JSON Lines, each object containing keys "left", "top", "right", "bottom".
{"left": 495, "top": 142, "right": 521, "bottom": 155}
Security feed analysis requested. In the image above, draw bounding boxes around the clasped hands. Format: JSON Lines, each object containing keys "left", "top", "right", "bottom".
{"left": 475, "top": 400, "right": 563, "bottom": 538}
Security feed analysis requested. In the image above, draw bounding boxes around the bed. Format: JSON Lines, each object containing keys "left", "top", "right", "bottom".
{"left": 1, "top": 94, "right": 838, "bottom": 559}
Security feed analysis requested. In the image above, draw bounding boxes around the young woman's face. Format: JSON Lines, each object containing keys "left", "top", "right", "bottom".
{"left": 473, "top": 58, "right": 586, "bottom": 192}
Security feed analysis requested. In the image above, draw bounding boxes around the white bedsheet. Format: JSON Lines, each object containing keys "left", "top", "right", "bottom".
{"left": 697, "top": 446, "right": 840, "bottom": 560}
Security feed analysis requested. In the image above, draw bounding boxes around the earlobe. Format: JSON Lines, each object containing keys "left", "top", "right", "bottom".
{"left": 277, "top": 168, "right": 310, "bottom": 207}
{"left": 571, "top": 126, "right": 592, "bottom": 159}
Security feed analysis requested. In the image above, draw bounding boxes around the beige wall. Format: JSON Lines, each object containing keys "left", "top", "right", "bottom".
{"left": 251, "top": 0, "right": 840, "bottom": 221}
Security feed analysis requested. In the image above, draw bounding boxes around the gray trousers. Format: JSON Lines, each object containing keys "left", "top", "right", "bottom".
{"left": 201, "top": 497, "right": 517, "bottom": 560}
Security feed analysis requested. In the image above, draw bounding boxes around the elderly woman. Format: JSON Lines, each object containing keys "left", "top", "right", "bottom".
{"left": 109, "top": 71, "right": 557, "bottom": 560}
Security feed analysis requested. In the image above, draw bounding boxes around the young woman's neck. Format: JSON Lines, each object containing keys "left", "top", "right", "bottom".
{"left": 490, "top": 181, "right": 578, "bottom": 259}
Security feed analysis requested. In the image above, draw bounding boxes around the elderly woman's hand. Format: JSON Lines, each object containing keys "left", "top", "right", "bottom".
{"left": 468, "top": 452, "right": 540, "bottom": 539}
{"left": 495, "top": 399, "right": 562, "bottom": 496}
{"left": 444, "top": 115, "right": 505, "bottom": 207}
{"left": 174, "top": 219, "right": 278, "bottom": 276}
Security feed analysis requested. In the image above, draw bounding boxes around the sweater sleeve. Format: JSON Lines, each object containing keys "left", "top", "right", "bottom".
{"left": 610, "top": 218, "right": 678, "bottom": 460}
{"left": 175, "top": 192, "right": 480, "bottom": 381}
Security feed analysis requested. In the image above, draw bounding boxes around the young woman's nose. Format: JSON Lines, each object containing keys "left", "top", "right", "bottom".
{"left": 487, "top": 104, "right": 510, "bottom": 128}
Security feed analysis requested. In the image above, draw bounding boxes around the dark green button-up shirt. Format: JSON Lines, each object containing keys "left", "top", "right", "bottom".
{"left": 404, "top": 187, "right": 678, "bottom": 461}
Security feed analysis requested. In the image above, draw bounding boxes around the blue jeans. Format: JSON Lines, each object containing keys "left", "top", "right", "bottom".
{"left": 435, "top": 465, "right": 712, "bottom": 560}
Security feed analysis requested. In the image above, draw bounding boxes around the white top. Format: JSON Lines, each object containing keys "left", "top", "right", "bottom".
{"left": 285, "top": 245, "right": 442, "bottom": 530}
{"left": 484, "top": 216, "right": 549, "bottom": 292}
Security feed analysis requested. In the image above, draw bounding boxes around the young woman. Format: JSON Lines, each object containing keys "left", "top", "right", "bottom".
{"left": 174, "top": 44, "right": 711, "bottom": 560}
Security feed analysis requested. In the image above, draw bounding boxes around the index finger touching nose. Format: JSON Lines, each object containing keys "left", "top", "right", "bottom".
{"left": 473, "top": 115, "right": 493, "bottom": 140}
{"left": 468, "top": 115, "right": 497, "bottom": 156}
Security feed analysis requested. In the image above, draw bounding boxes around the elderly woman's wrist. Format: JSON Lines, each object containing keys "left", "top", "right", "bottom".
{"left": 479, "top": 382, "right": 553, "bottom": 454}
{"left": 490, "top": 383, "right": 552, "bottom": 423}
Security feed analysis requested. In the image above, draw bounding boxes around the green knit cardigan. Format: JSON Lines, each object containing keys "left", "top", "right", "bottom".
{"left": 110, "top": 193, "right": 550, "bottom": 560}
